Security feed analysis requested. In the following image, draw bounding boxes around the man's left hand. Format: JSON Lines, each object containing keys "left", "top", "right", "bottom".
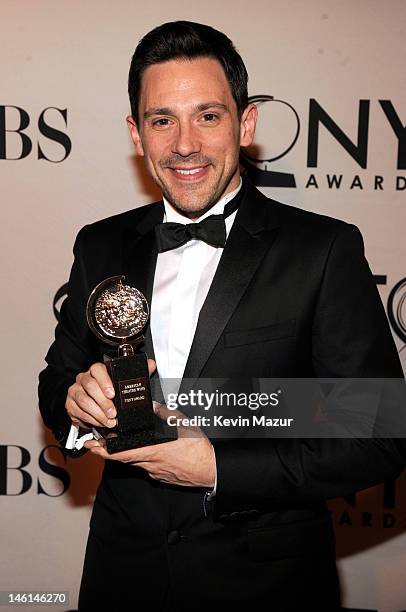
{"left": 84, "top": 402, "right": 216, "bottom": 488}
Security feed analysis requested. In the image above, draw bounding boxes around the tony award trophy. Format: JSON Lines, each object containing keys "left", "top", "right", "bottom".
{"left": 86, "top": 275, "right": 176, "bottom": 453}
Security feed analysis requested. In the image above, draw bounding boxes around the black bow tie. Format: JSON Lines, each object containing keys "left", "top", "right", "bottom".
{"left": 155, "top": 186, "right": 243, "bottom": 253}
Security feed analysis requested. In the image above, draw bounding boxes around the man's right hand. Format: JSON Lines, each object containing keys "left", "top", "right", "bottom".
{"left": 66, "top": 363, "right": 116, "bottom": 430}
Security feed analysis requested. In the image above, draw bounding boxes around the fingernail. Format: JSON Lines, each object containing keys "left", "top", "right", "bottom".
{"left": 107, "top": 419, "right": 116, "bottom": 428}
{"left": 105, "top": 387, "right": 115, "bottom": 398}
{"left": 107, "top": 408, "right": 116, "bottom": 418}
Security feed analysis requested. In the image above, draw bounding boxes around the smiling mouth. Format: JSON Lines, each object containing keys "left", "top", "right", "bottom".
{"left": 173, "top": 167, "right": 203, "bottom": 175}
{"left": 168, "top": 166, "right": 209, "bottom": 180}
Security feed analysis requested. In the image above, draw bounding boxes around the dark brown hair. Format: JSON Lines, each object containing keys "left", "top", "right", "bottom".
{"left": 128, "top": 20, "right": 249, "bottom": 124}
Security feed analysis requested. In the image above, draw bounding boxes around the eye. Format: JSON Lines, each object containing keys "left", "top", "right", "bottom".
{"left": 151, "top": 118, "right": 172, "bottom": 128}
{"left": 201, "top": 113, "right": 219, "bottom": 123}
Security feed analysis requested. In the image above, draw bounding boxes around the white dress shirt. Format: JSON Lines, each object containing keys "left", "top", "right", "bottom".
{"left": 151, "top": 177, "right": 242, "bottom": 386}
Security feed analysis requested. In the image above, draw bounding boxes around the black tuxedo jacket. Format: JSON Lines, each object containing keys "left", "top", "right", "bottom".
{"left": 38, "top": 176, "right": 405, "bottom": 610}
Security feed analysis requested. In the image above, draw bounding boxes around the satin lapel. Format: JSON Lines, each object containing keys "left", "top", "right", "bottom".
{"left": 122, "top": 202, "right": 164, "bottom": 362}
{"left": 180, "top": 180, "right": 280, "bottom": 390}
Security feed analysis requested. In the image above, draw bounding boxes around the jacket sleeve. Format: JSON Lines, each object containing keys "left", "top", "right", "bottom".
{"left": 38, "top": 225, "right": 98, "bottom": 456}
{"left": 211, "top": 224, "right": 406, "bottom": 518}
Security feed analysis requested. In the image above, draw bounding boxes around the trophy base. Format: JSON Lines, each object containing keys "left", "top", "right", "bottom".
{"left": 94, "top": 351, "right": 177, "bottom": 454}
{"left": 99, "top": 416, "right": 177, "bottom": 453}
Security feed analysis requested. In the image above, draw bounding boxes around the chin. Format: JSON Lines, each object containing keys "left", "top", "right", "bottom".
{"left": 172, "top": 202, "right": 210, "bottom": 218}
{"left": 165, "top": 189, "right": 215, "bottom": 214}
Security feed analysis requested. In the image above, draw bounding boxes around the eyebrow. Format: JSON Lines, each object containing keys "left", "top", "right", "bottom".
{"left": 143, "top": 102, "right": 229, "bottom": 120}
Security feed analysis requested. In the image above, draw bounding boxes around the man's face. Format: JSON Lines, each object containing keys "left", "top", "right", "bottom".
{"left": 127, "top": 57, "right": 257, "bottom": 218}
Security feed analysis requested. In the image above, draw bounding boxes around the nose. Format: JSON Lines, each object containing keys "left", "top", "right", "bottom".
{"left": 171, "top": 120, "right": 201, "bottom": 157}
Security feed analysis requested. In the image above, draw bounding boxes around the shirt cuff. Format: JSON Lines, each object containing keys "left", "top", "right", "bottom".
{"left": 65, "top": 423, "right": 102, "bottom": 450}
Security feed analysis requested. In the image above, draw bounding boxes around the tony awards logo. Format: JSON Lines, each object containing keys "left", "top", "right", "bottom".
{"left": 86, "top": 275, "right": 175, "bottom": 452}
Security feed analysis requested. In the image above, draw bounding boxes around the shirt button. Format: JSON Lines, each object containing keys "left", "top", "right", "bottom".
{"left": 167, "top": 530, "right": 181, "bottom": 545}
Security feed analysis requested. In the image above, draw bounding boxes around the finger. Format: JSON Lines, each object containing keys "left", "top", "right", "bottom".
{"left": 84, "top": 440, "right": 103, "bottom": 449}
{"left": 152, "top": 401, "right": 166, "bottom": 420}
{"left": 70, "top": 417, "right": 93, "bottom": 430}
{"left": 79, "top": 374, "right": 116, "bottom": 418}
{"left": 88, "top": 363, "right": 115, "bottom": 399}
{"left": 153, "top": 401, "right": 183, "bottom": 420}
{"left": 89, "top": 446, "right": 146, "bottom": 461}
{"left": 67, "top": 391, "right": 116, "bottom": 428}
{"left": 88, "top": 446, "right": 110, "bottom": 459}
{"left": 152, "top": 402, "right": 201, "bottom": 438}
{"left": 148, "top": 358, "right": 157, "bottom": 376}
{"left": 104, "top": 445, "right": 156, "bottom": 462}
{"left": 68, "top": 400, "right": 116, "bottom": 429}
{"left": 144, "top": 469, "right": 160, "bottom": 480}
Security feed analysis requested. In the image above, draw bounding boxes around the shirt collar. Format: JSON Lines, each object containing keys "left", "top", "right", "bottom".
{"left": 162, "top": 177, "right": 242, "bottom": 224}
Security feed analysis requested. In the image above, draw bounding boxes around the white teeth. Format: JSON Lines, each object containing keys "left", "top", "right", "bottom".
{"left": 174, "top": 168, "right": 202, "bottom": 175}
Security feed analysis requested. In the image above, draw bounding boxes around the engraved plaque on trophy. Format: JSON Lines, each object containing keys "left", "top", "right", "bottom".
{"left": 86, "top": 275, "right": 176, "bottom": 453}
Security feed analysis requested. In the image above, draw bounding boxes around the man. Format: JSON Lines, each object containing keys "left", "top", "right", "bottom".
{"left": 38, "top": 21, "right": 405, "bottom": 611}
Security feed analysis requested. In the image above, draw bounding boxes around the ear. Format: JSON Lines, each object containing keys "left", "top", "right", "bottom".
{"left": 126, "top": 115, "right": 144, "bottom": 156}
{"left": 239, "top": 103, "right": 257, "bottom": 147}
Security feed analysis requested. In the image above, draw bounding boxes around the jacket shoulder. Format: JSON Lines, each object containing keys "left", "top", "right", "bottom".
{"left": 266, "top": 194, "right": 351, "bottom": 234}
{"left": 245, "top": 178, "right": 355, "bottom": 239}
{"left": 245, "top": 182, "right": 365, "bottom": 263}
{"left": 77, "top": 201, "right": 162, "bottom": 243}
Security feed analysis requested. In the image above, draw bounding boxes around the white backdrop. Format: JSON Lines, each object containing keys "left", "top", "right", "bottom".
{"left": 1, "top": 1, "right": 405, "bottom": 610}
